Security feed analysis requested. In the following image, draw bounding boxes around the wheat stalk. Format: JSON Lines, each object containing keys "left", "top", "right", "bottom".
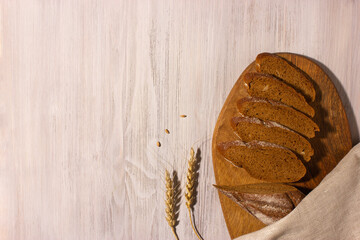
{"left": 165, "top": 170, "right": 179, "bottom": 240}
{"left": 185, "top": 148, "right": 203, "bottom": 240}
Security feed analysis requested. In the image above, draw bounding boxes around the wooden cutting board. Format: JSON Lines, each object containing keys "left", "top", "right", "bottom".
{"left": 211, "top": 53, "right": 352, "bottom": 239}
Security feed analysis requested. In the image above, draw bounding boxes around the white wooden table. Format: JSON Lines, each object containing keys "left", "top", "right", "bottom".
{"left": 1, "top": 0, "right": 359, "bottom": 239}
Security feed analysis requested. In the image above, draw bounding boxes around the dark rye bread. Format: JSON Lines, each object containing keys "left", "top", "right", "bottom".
{"left": 231, "top": 116, "right": 314, "bottom": 161}
{"left": 217, "top": 140, "right": 306, "bottom": 182}
{"left": 214, "top": 183, "right": 305, "bottom": 225}
{"left": 237, "top": 97, "right": 319, "bottom": 138}
{"left": 244, "top": 72, "right": 315, "bottom": 117}
{"left": 255, "top": 53, "right": 316, "bottom": 102}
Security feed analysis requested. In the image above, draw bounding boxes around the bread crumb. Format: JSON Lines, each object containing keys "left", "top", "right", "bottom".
{"left": 157, "top": 141, "right": 161, "bottom": 147}
{"left": 165, "top": 129, "right": 170, "bottom": 134}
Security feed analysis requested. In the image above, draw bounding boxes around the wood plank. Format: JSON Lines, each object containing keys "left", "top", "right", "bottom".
{"left": 0, "top": 1, "right": 359, "bottom": 239}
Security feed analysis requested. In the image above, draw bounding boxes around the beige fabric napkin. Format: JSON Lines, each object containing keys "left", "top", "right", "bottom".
{"left": 235, "top": 143, "right": 360, "bottom": 240}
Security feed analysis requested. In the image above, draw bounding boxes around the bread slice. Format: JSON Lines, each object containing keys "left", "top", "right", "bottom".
{"left": 231, "top": 116, "right": 314, "bottom": 161}
{"left": 217, "top": 140, "right": 306, "bottom": 182}
{"left": 255, "top": 53, "right": 316, "bottom": 102}
{"left": 244, "top": 72, "right": 315, "bottom": 117}
{"left": 214, "top": 183, "right": 305, "bottom": 225}
{"left": 237, "top": 97, "right": 319, "bottom": 138}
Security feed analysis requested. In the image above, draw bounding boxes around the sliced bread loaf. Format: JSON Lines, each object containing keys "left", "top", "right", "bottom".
{"left": 244, "top": 72, "right": 315, "bottom": 117}
{"left": 255, "top": 53, "right": 316, "bottom": 102}
{"left": 214, "top": 183, "right": 305, "bottom": 225}
{"left": 237, "top": 97, "right": 319, "bottom": 138}
{"left": 231, "top": 116, "right": 314, "bottom": 161}
{"left": 217, "top": 140, "right": 306, "bottom": 182}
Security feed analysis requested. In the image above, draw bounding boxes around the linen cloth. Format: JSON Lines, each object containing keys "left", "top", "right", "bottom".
{"left": 235, "top": 143, "right": 360, "bottom": 240}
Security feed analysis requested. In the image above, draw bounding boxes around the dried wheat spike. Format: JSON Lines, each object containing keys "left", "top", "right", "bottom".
{"left": 165, "top": 170, "right": 179, "bottom": 240}
{"left": 185, "top": 148, "right": 203, "bottom": 240}
{"left": 185, "top": 148, "right": 196, "bottom": 209}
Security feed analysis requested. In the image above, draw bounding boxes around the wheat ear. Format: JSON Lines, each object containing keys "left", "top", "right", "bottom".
{"left": 165, "top": 170, "right": 179, "bottom": 240}
{"left": 185, "top": 148, "right": 203, "bottom": 240}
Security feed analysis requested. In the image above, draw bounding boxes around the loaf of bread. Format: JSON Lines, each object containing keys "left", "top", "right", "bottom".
{"left": 255, "top": 53, "right": 316, "bottom": 102}
{"left": 244, "top": 72, "right": 315, "bottom": 117}
{"left": 217, "top": 140, "right": 306, "bottom": 182}
{"left": 231, "top": 116, "right": 314, "bottom": 161}
{"left": 237, "top": 97, "right": 319, "bottom": 138}
{"left": 214, "top": 183, "right": 305, "bottom": 225}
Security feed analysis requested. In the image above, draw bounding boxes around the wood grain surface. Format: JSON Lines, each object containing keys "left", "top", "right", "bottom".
{"left": 0, "top": 1, "right": 359, "bottom": 240}
{"left": 212, "top": 53, "right": 352, "bottom": 239}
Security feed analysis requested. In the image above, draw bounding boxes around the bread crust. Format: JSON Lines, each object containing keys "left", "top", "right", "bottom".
{"left": 255, "top": 53, "right": 316, "bottom": 102}
{"left": 217, "top": 140, "right": 307, "bottom": 182}
{"left": 244, "top": 72, "right": 315, "bottom": 117}
{"left": 214, "top": 183, "right": 305, "bottom": 225}
{"left": 231, "top": 116, "right": 314, "bottom": 161}
{"left": 237, "top": 97, "right": 319, "bottom": 138}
